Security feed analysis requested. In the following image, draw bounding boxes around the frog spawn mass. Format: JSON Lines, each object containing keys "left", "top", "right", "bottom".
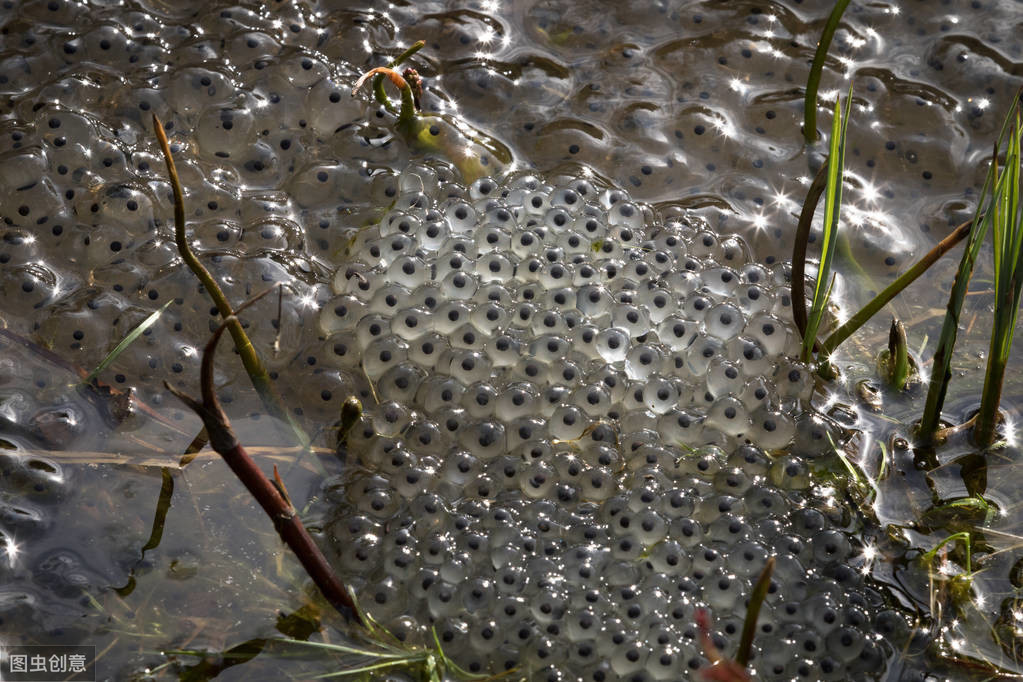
{"left": 321, "top": 170, "right": 893, "bottom": 681}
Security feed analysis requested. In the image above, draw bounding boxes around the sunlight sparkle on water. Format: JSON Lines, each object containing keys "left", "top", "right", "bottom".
{"left": 865, "top": 26, "right": 884, "bottom": 50}
{"left": 728, "top": 78, "right": 749, "bottom": 95}
{"left": 4, "top": 536, "right": 19, "bottom": 567}
{"left": 845, "top": 35, "right": 867, "bottom": 50}
{"left": 859, "top": 179, "right": 881, "bottom": 204}
{"left": 770, "top": 187, "right": 795, "bottom": 211}
{"left": 820, "top": 390, "right": 842, "bottom": 412}
{"left": 1003, "top": 414, "right": 1019, "bottom": 448}
{"left": 709, "top": 113, "right": 737, "bottom": 140}
{"left": 860, "top": 542, "right": 878, "bottom": 575}
{"left": 750, "top": 212, "right": 768, "bottom": 233}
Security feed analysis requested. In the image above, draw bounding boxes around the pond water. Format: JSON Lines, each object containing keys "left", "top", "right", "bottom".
{"left": 1, "top": 0, "right": 1023, "bottom": 680}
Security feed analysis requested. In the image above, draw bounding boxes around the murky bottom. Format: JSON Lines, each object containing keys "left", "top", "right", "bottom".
{"left": 1, "top": 0, "right": 1023, "bottom": 679}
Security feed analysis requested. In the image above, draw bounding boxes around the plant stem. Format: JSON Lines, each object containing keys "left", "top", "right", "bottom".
{"left": 152, "top": 115, "right": 310, "bottom": 448}
{"left": 918, "top": 207, "right": 997, "bottom": 442}
{"left": 804, "top": 0, "right": 851, "bottom": 145}
{"left": 373, "top": 41, "right": 425, "bottom": 114}
{"left": 801, "top": 87, "right": 852, "bottom": 362}
{"left": 164, "top": 319, "right": 361, "bottom": 623}
{"left": 973, "top": 311, "right": 1007, "bottom": 448}
{"left": 818, "top": 218, "right": 973, "bottom": 357}
{"left": 923, "top": 531, "right": 972, "bottom": 575}
{"left": 355, "top": 67, "right": 418, "bottom": 123}
{"left": 736, "top": 557, "right": 775, "bottom": 668}
{"left": 792, "top": 162, "right": 829, "bottom": 340}
{"left": 974, "top": 111, "right": 1023, "bottom": 447}
{"left": 919, "top": 89, "right": 1022, "bottom": 443}
{"left": 889, "top": 318, "right": 909, "bottom": 389}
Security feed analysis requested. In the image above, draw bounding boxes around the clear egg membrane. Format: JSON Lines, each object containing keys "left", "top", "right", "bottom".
{"left": 319, "top": 169, "right": 889, "bottom": 681}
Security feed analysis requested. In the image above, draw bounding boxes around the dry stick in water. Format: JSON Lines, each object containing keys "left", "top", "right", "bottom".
{"left": 152, "top": 114, "right": 310, "bottom": 448}
{"left": 164, "top": 307, "right": 361, "bottom": 623}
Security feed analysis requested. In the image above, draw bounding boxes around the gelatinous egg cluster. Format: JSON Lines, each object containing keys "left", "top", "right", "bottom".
{"left": 320, "top": 168, "right": 893, "bottom": 680}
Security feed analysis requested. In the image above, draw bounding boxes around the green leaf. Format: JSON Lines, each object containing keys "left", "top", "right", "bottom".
{"left": 801, "top": 86, "right": 853, "bottom": 362}
{"left": 83, "top": 300, "right": 173, "bottom": 385}
{"left": 919, "top": 89, "right": 1023, "bottom": 442}
{"left": 803, "top": 0, "right": 852, "bottom": 144}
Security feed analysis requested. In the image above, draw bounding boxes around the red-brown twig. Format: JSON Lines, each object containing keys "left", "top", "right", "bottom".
{"left": 164, "top": 313, "right": 361, "bottom": 624}
{"left": 353, "top": 66, "right": 408, "bottom": 96}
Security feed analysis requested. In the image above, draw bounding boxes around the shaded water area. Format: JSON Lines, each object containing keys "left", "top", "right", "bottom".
{"left": 2, "top": 0, "right": 1023, "bottom": 679}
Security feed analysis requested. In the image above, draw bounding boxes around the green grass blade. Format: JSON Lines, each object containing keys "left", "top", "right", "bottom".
{"left": 918, "top": 90, "right": 1023, "bottom": 441}
{"left": 803, "top": 0, "right": 852, "bottom": 144}
{"left": 83, "top": 300, "right": 173, "bottom": 384}
{"left": 802, "top": 87, "right": 852, "bottom": 362}
{"left": 918, "top": 193, "right": 998, "bottom": 440}
{"left": 922, "top": 531, "right": 972, "bottom": 575}
{"left": 736, "top": 556, "right": 775, "bottom": 667}
{"left": 975, "top": 109, "right": 1023, "bottom": 446}
{"left": 275, "top": 638, "right": 408, "bottom": 658}
{"left": 315, "top": 659, "right": 422, "bottom": 678}
{"left": 819, "top": 218, "right": 972, "bottom": 356}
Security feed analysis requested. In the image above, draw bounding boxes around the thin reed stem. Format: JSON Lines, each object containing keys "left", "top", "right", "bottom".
{"left": 804, "top": 0, "right": 851, "bottom": 144}
{"left": 792, "top": 162, "right": 829, "bottom": 341}
{"left": 819, "top": 218, "right": 972, "bottom": 357}
{"left": 736, "top": 557, "right": 775, "bottom": 668}
{"left": 919, "top": 88, "right": 1022, "bottom": 442}
{"left": 974, "top": 109, "right": 1023, "bottom": 447}
{"left": 801, "top": 87, "right": 852, "bottom": 362}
